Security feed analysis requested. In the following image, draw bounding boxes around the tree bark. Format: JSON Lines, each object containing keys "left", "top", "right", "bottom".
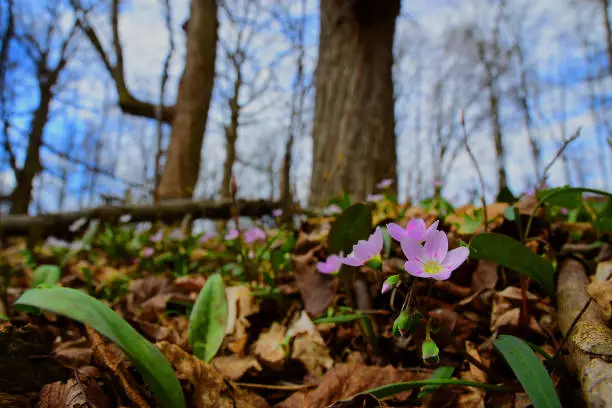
{"left": 220, "top": 69, "right": 242, "bottom": 199}
{"left": 309, "top": 0, "right": 399, "bottom": 206}
{"left": 10, "top": 81, "right": 54, "bottom": 214}
{"left": 601, "top": 0, "right": 612, "bottom": 75}
{"left": 156, "top": 0, "right": 218, "bottom": 200}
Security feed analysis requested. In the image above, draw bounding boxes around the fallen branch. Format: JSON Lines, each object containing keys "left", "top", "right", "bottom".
{"left": 1, "top": 199, "right": 281, "bottom": 238}
{"left": 557, "top": 259, "right": 612, "bottom": 407}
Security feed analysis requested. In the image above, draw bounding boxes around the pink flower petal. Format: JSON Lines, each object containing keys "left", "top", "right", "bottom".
{"left": 424, "top": 231, "right": 448, "bottom": 262}
{"left": 371, "top": 227, "right": 383, "bottom": 253}
{"left": 401, "top": 239, "right": 425, "bottom": 262}
{"left": 387, "top": 223, "right": 408, "bottom": 241}
{"left": 406, "top": 219, "right": 427, "bottom": 240}
{"left": 424, "top": 220, "right": 439, "bottom": 241}
{"left": 381, "top": 282, "right": 392, "bottom": 294}
{"left": 441, "top": 247, "right": 470, "bottom": 271}
{"left": 431, "top": 270, "right": 452, "bottom": 281}
{"left": 343, "top": 255, "right": 364, "bottom": 266}
{"left": 404, "top": 261, "right": 426, "bottom": 277}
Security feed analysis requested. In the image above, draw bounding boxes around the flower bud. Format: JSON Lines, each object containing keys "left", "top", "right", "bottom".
{"left": 421, "top": 338, "right": 440, "bottom": 365}
{"left": 392, "top": 309, "right": 421, "bottom": 337}
{"left": 381, "top": 274, "right": 400, "bottom": 294}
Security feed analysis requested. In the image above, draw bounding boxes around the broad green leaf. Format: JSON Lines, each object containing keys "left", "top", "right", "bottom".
{"left": 470, "top": 233, "right": 554, "bottom": 295}
{"left": 365, "top": 379, "right": 511, "bottom": 399}
{"left": 418, "top": 366, "right": 455, "bottom": 398}
{"left": 14, "top": 287, "right": 184, "bottom": 408}
{"left": 537, "top": 187, "right": 582, "bottom": 209}
{"left": 328, "top": 203, "right": 372, "bottom": 255}
{"left": 31, "top": 265, "right": 61, "bottom": 288}
{"left": 188, "top": 274, "right": 228, "bottom": 363}
{"left": 494, "top": 335, "right": 561, "bottom": 408}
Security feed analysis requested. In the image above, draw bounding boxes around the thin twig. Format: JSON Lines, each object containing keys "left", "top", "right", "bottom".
{"left": 461, "top": 110, "right": 488, "bottom": 232}
{"left": 540, "top": 127, "right": 582, "bottom": 187}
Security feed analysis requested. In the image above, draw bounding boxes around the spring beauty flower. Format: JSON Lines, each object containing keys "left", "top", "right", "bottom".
{"left": 142, "top": 247, "right": 154, "bottom": 258}
{"left": 343, "top": 227, "right": 383, "bottom": 267}
{"left": 150, "top": 230, "right": 164, "bottom": 243}
{"left": 377, "top": 179, "right": 393, "bottom": 189}
{"left": 199, "top": 231, "right": 216, "bottom": 244}
{"left": 225, "top": 228, "right": 239, "bottom": 241}
{"left": 433, "top": 179, "right": 443, "bottom": 188}
{"left": 323, "top": 204, "right": 342, "bottom": 215}
{"left": 317, "top": 253, "right": 344, "bottom": 274}
{"left": 244, "top": 227, "right": 266, "bottom": 244}
{"left": 381, "top": 274, "right": 400, "bottom": 294}
{"left": 366, "top": 194, "right": 384, "bottom": 203}
{"left": 401, "top": 230, "right": 469, "bottom": 280}
{"left": 386, "top": 219, "right": 439, "bottom": 243}
{"left": 170, "top": 228, "right": 186, "bottom": 241}
{"left": 272, "top": 208, "right": 283, "bottom": 217}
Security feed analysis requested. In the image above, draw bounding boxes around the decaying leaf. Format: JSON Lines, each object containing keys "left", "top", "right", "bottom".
{"left": 457, "top": 341, "right": 487, "bottom": 408}
{"left": 286, "top": 311, "right": 333, "bottom": 376}
{"left": 490, "top": 286, "right": 554, "bottom": 335}
{"left": 277, "top": 363, "right": 428, "bottom": 408}
{"left": 212, "top": 355, "right": 262, "bottom": 380}
{"left": 293, "top": 247, "right": 339, "bottom": 315}
{"left": 327, "top": 393, "right": 386, "bottom": 408}
{"left": 53, "top": 337, "right": 93, "bottom": 368}
{"left": 252, "top": 322, "right": 287, "bottom": 370}
{"left": 587, "top": 280, "right": 612, "bottom": 321}
{"left": 156, "top": 341, "right": 269, "bottom": 408}
{"left": 225, "top": 285, "right": 260, "bottom": 355}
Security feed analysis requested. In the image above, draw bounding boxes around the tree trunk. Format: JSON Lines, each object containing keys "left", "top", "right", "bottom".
{"left": 486, "top": 73, "right": 507, "bottom": 194}
{"left": 601, "top": 0, "right": 612, "bottom": 75}
{"left": 309, "top": 0, "right": 399, "bottom": 206}
{"left": 156, "top": 0, "right": 218, "bottom": 200}
{"left": 220, "top": 66, "right": 242, "bottom": 199}
{"left": 10, "top": 82, "right": 53, "bottom": 214}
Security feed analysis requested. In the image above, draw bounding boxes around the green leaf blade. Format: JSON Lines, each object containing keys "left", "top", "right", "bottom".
{"left": 469, "top": 233, "right": 554, "bottom": 295}
{"left": 328, "top": 203, "right": 373, "bottom": 255}
{"left": 14, "top": 287, "right": 185, "bottom": 408}
{"left": 31, "top": 265, "right": 61, "bottom": 288}
{"left": 188, "top": 274, "right": 228, "bottom": 363}
{"left": 494, "top": 335, "right": 561, "bottom": 408}
{"left": 417, "top": 366, "right": 455, "bottom": 398}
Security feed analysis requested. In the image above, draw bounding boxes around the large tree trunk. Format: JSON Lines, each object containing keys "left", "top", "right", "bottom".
{"left": 10, "top": 82, "right": 53, "bottom": 214}
{"left": 156, "top": 0, "right": 218, "bottom": 200}
{"left": 309, "top": 0, "right": 399, "bottom": 206}
{"left": 486, "top": 73, "right": 507, "bottom": 194}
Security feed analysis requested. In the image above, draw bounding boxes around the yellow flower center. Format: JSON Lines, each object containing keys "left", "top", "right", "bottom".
{"left": 423, "top": 260, "right": 443, "bottom": 275}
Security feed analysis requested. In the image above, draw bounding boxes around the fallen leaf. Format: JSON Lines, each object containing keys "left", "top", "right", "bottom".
{"left": 252, "top": 322, "right": 287, "bottom": 370}
{"left": 457, "top": 341, "right": 486, "bottom": 408}
{"left": 327, "top": 393, "right": 386, "bottom": 407}
{"left": 587, "top": 280, "right": 612, "bottom": 321}
{"left": 53, "top": 337, "right": 93, "bottom": 368}
{"left": 37, "top": 379, "right": 88, "bottom": 408}
{"left": 287, "top": 311, "right": 333, "bottom": 376}
{"left": 212, "top": 355, "right": 262, "bottom": 380}
{"left": 225, "top": 286, "right": 260, "bottom": 355}
{"left": 293, "top": 247, "right": 339, "bottom": 315}
{"left": 156, "top": 341, "right": 269, "bottom": 408}
{"left": 277, "top": 363, "right": 428, "bottom": 408}
{"left": 471, "top": 261, "right": 498, "bottom": 293}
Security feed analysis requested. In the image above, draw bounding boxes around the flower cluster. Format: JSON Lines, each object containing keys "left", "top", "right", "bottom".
{"left": 317, "top": 218, "right": 469, "bottom": 289}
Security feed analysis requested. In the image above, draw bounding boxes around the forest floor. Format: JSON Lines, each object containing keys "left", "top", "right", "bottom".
{"left": 1, "top": 190, "right": 611, "bottom": 408}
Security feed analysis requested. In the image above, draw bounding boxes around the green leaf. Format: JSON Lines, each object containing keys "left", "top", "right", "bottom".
{"left": 365, "top": 379, "right": 511, "bottom": 399}
{"left": 328, "top": 203, "right": 372, "bottom": 255}
{"left": 14, "top": 287, "right": 184, "bottom": 408}
{"left": 537, "top": 187, "right": 582, "bottom": 209}
{"left": 460, "top": 209, "right": 484, "bottom": 234}
{"left": 493, "top": 335, "right": 561, "bottom": 408}
{"left": 503, "top": 206, "right": 517, "bottom": 221}
{"left": 313, "top": 313, "right": 363, "bottom": 324}
{"left": 31, "top": 265, "right": 61, "bottom": 288}
{"left": 417, "top": 366, "right": 455, "bottom": 398}
{"left": 470, "top": 233, "right": 554, "bottom": 295}
{"left": 188, "top": 274, "right": 228, "bottom": 363}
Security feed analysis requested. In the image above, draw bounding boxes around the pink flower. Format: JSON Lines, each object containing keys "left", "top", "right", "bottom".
{"left": 376, "top": 179, "right": 393, "bottom": 189}
{"left": 142, "top": 247, "right": 154, "bottom": 258}
{"left": 170, "top": 228, "right": 186, "bottom": 241}
{"left": 317, "top": 253, "right": 344, "bottom": 274}
{"left": 324, "top": 204, "right": 342, "bottom": 215}
{"left": 150, "top": 231, "right": 164, "bottom": 243}
{"left": 367, "top": 194, "right": 384, "bottom": 203}
{"left": 272, "top": 208, "right": 283, "bottom": 217}
{"left": 433, "top": 179, "right": 443, "bottom": 188}
{"left": 225, "top": 228, "right": 239, "bottom": 240}
{"left": 244, "top": 227, "right": 266, "bottom": 244}
{"left": 560, "top": 207, "right": 568, "bottom": 215}
{"left": 343, "top": 227, "right": 384, "bottom": 267}
{"left": 386, "top": 219, "right": 439, "bottom": 243}
{"left": 199, "top": 232, "right": 216, "bottom": 244}
{"left": 400, "top": 230, "right": 469, "bottom": 280}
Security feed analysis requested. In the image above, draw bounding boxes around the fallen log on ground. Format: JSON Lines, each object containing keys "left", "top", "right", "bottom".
{"left": 557, "top": 259, "right": 612, "bottom": 408}
{"left": 1, "top": 199, "right": 281, "bottom": 239}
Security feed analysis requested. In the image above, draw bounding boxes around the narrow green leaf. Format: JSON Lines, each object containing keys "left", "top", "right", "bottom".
{"left": 365, "top": 379, "right": 512, "bottom": 399}
{"left": 14, "top": 287, "right": 185, "bottom": 408}
{"left": 328, "top": 203, "right": 372, "bottom": 255}
{"left": 418, "top": 366, "right": 455, "bottom": 398}
{"left": 469, "top": 233, "right": 554, "bottom": 295}
{"left": 313, "top": 313, "right": 363, "bottom": 324}
{"left": 494, "top": 335, "right": 560, "bottom": 408}
{"left": 188, "top": 274, "right": 228, "bottom": 363}
{"left": 31, "top": 265, "right": 61, "bottom": 288}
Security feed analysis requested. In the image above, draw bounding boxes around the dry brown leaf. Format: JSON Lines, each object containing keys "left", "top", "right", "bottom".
{"left": 252, "top": 322, "right": 287, "bottom": 370}
{"left": 456, "top": 341, "right": 487, "bottom": 408}
{"left": 0, "top": 391, "right": 31, "bottom": 408}
{"left": 156, "top": 341, "right": 269, "bottom": 408}
{"left": 293, "top": 247, "right": 339, "bottom": 315}
{"left": 327, "top": 394, "right": 386, "bottom": 407}
{"left": 471, "top": 261, "right": 498, "bottom": 293}
{"left": 53, "top": 340, "right": 93, "bottom": 368}
{"left": 277, "top": 363, "right": 428, "bottom": 408}
{"left": 490, "top": 286, "right": 553, "bottom": 335}
{"left": 37, "top": 379, "right": 88, "bottom": 408}
{"left": 287, "top": 311, "right": 333, "bottom": 376}
{"left": 225, "top": 285, "right": 260, "bottom": 355}
{"left": 212, "top": 355, "right": 262, "bottom": 380}
{"left": 86, "top": 327, "right": 149, "bottom": 408}
{"left": 588, "top": 280, "right": 612, "bottom": 321}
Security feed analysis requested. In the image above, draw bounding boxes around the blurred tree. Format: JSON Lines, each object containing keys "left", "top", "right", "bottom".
{"left": 309, "top": 0, "right": 400, "bottom": 206}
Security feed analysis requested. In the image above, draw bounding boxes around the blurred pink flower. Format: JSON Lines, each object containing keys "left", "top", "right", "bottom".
{"left": 142, "top": 247, "right": 154, "bottom": 258}
{"left": 400, "top": 230, "right": 469, "bottom": 280}
{"left": 343, "top": 227, "right": 383, "bottom": 267}
{"left": 225, "top": 228, "right": 239, "bottom": 240}
{"left": 323, "top": 204, "right": 342, "bottom": 215}
{"left": 433, "top": 179, "right": 443, "bottom": 188}
{"left": 150, "top": 231, "right": 164, "bottom": 243}
{"left": 366, "top": 194, "right": 384, "bottom": 203}
{"left": 376, "top": 179, "right": 393, "bottom": 189}
{"left": 272, "top": 208, "right": 283, "bottom": 217}
{"left": 170, "top": 229, "right": 186, "bottom": 240}
{"left": 244, "top": 227, "right": 266, "bottom": 244}
{"left": 317, "top": 253, "right": 344, "bottom": 274}
{"left": 199, "top": 232, "right": 216, "bottom": 244}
